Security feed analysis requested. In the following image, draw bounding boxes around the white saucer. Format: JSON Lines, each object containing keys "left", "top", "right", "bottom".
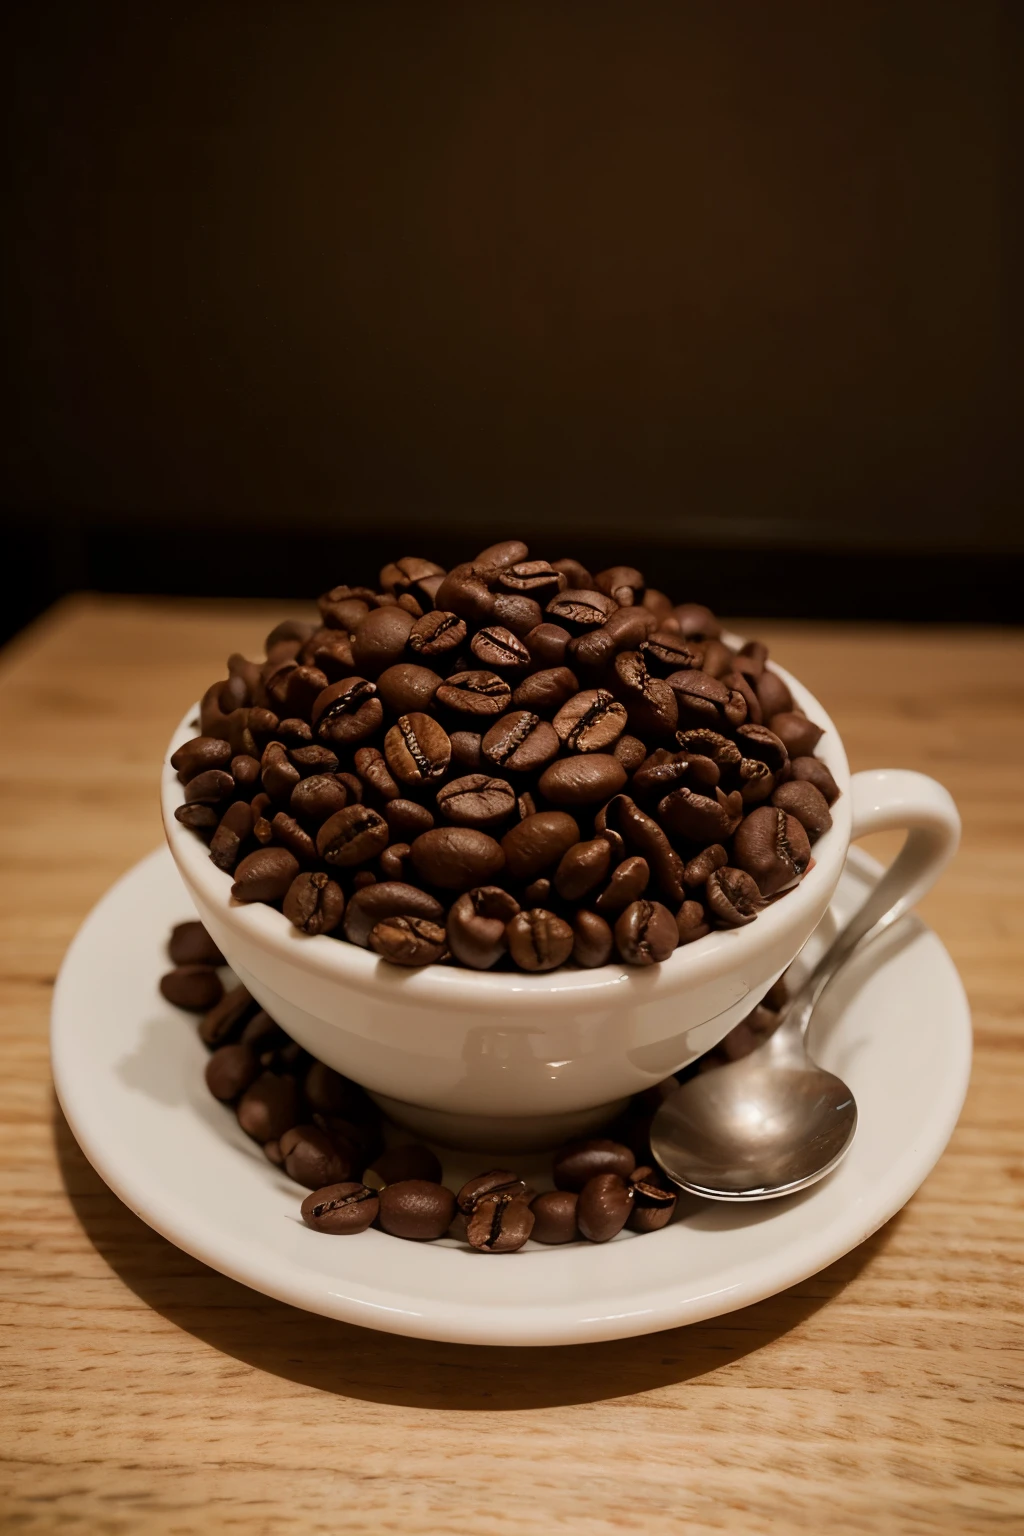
{"left": 51, "top": 846, "right": 971, "bottom": 1347}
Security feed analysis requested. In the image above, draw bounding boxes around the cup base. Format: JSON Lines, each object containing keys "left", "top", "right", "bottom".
{"left": 368, "top": 1092, "right": 633, "bottom": 1152}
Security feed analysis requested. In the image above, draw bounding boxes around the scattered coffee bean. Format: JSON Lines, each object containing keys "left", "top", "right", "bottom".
{"left": 168, "top": 920, "right": 224, "bottom": 968}
{"left": 205, "top": 1042, "right": 258, "bottom": 1101}
{"left": 529, "top": 1190, "right": 579, "bottom": 1243}
{"left": 236, "top": 1071, "right": 301, "bottom": 1142}
{"left": 467, "top": 1193, "right": 535, "bottom": 1252}
{"left": 365, "top": 1144, "right": 443, "bottom": 1190}
{"left": 280, "top": 1124, "right": 356, "bottom": 1189}
{"left": 553, "top": 1139, "right": 636, "bottom": 1191}
{"left": 160, "top": 965, "right": 224, "bottom": 1011}
{"left": 627, "top": 1168, "right": 677, "bottom": 1232}
{"left": 577, "top": 1172, "right": 634, "bottom": 1241}
{"left": 378, "top": 1180, "right": 456, "bottom": 1241}
{"left": 301, "top": 1182, "right": 380, "bottom": 1234}
{"left": 199, "top": 983, "right": 257, "bottom": 1047}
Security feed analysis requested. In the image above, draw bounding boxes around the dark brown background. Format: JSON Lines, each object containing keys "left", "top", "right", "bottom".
{"left": 1, "top": 1, "right": 1020, "bottom": 637}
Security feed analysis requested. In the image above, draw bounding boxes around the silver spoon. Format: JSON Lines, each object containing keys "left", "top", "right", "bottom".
{"left": 650, "top": 861, "right": 926, "bottom": 1201}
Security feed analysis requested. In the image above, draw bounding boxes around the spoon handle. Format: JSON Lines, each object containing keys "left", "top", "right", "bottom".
{"left": 786, "top": 769, "right": 960, "bottom": 1033}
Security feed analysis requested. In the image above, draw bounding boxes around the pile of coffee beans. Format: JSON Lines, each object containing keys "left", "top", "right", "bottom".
{"left": 172, "top": 542, "right": 838, "bottom": 971}
{"left": 162, "top": 919, "right": 793, "bottom": 1248}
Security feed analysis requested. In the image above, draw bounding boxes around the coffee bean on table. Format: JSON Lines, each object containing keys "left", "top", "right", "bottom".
{"left": 436, "top": 774, "right": 516, "bottom": 829}
{"left": 435, "top": 670, "right": 512, "bottom": 718}
{"left": 376, "top": 663, "right": 443, "bottom": 714}
{"left": 378, "top": 1180, "right": 456, "bottom": 1240}
{"left": 283, "top": 871, "right": 346, "bottom": 935}
{"left": 481, "top": 711, "right": 560, "bottom": 772}
{"left": 205, "top": 1042, "right": 258, "bottom": 1101}
{"left": 789, "top": 755, "right": 840, "bottom": 805}
{"left": 705, "top": 866, "right": 765, "bottom": 926}
{"left": 577, "top": 1172, "right": 634, "bottom": 1241}
{"left": 409, "top": 827, "right": 505, "bottom": 890}
{"left": 231, "top": 847, "right": 300, "bottom": 901}
{"left": 553, "top": 1139, "right": 636, "bottom": 1191}
{"left": 529, "top": 1190, "right": 579, "bottom": 1243}
{"left": 236, "top": 1072, "right": 301, "bottom": 1142}
{"left": 384, "top": 712, "right": 451, "bottom": 786}
{"left": 301, "top": 1183, "right": 380, "bottom": 1234}
{"left": 467, "top": 1193, "right": 535, "bottom": 1252}
{"left": 316, "top": 805, "right": 389, "bottom": 867}
{"left": 732, "top": 805, "right": 812, "bottom": 895}
{"left": 312, "top": 678, "right": 383, "bottom": 745}
{"left": 771, "top": 779, "right": 833, "bottom": 841}
{"left": 168, "top": 920, "right": 224, "bottom": 967}
{"left": 614, "top": 900, "right": 679, "bottom": 965}
{"left": 446, "top": 886, "right": 521, "bottom": 969}
{"left": 501, "top": 811, "right": 580, "bottom": 881}
{"left": 369, "top": 915, "right": 447, "bottom": 965}
{"left": 538, "top": 754, "right": 627, "bottom": 806}
{"left": 408, "top": 609, "right": 467, "bottom": 657}
{"left": 160, "top": 965, "right": 224, "bottom": 1012}
{"left": 470, "top": 625, "right": 531, "bottom": 672}
{"left": 506, "top": 908, "right": 574, "bottom": 971}
{"left": 364, "top": 1144, "right": 443, "bottom": 1190}
{"left": 571, "top": 909, "right": 614, "bottom": 967}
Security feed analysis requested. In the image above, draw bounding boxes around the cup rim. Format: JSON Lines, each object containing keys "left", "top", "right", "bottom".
{"left": 163, "top": 646, "right": 852, "bottom": 1010}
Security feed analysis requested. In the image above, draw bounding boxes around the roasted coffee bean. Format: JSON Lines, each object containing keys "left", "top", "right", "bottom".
{"left": 667, "top": 669, "right": 746, "bottom": 730}
{"left": 546, "top": 588, "right": 618, "bottom": 630}
{"left": 699, "top": 638, "right": 735, "bottom": 679}
{"left": 369, "top": 914, "right": 447, "bottom": 965}
{"left": 672, "top": 602, "right": 721, "bottom": 641}
{"left": 538, "top": 754, "right": 627, "bottom": 806}
{"left": 383, "top": 713, "right": 451, "bottom": 788}
{"left": 612, "top": 651, "right": 680, "bottom": 739}
{"left": 506, "top": 908, "right": 574, "bottom": 971}
{"left": 436, "top": 773, "right": 516, "bottom": 829}
{"left": 205, "top": 1042, "right": 258, "bottom": 1101}
{"left": 632, "top": 748, "right": 715, "bottom": 801}
{"left": 501, "top": 811, "right": 580, "bottom": 881}
{"left": 566, "top": 627, "right": 618, "bottom": 678}
{"left": 735, "top": 723, "right": 789, "bottom": 774}
{"left": 160, "top": 965, "right": 224, "bottom": 1012}
{"left": 283, "top": 664, "right": 329, "bottom": 720}
{"left": 312, "top": 677, "right": 383, "bottom": 746}
{"left": 253, "top": 813, "right": 273, "bottom": 846}
{"left": 231, "top": 846, "right": 300, "bottom": 901}
{"left": 449, "top": 730, "right": 483, "bottom": 772}
{"left": 467, "top": 1193, "right": 535, "bottom": 1252}
{"left": 529, "top": 1190, "right": 579, "bottom": 1243}
{"left": 572, "top": 909, "right": 614, "bottom": 967}
{"left": 771, "top": 779, "right": 832, "bottom": 841}
{"left": 184, "top": 768, "right": 235, "bottom": 807}
{"left": 613, "top": 734, "right": 647, "bottom": 773}
{"left": 554, "top": 838, "right": 612, "bottom": 901}
{"left": 316, "top": 805, "right": 389, "bottom": 867}
{"left": 300, "top": 627, "right": 356, "bottom": 680}
{"left": 481, "top": 711, "right": 560, "bottom": 773}
{"left": 522, "top": 876, "right": 551, "bottom": 905}
{"left": 596, "top": 794, "right": 686, "bottom": 903}
{"left": 595, "top": 564, "right": 644, "bottom": 606}
{"left": 737, "top": 757, "right": 775, "bottom": 805}
{"left": 553, "top": 689, "right": 628, "bottom": 753}
{"left": 676, "top": 728, "right": 741, "bottom": 771}
{"left": 380, "top": 842, "right": 412, "bottom": 880}
{"left": 524, "top": 623, "right": 571, "bottom": 667}
{"left": 230, "top": 753, "right": 262, "bottom": 791}
{"left": 175, "top": 802, "right": 219, "bottom": 831}
{"left": 498, "top": 559, "right": 565, "bottom": 597}
{"left": 318, "top": 585, "right": 372, "bottom": 630}
{"left": 379, "top": 555, "right": 447, "bottom": 596}
{"left": 210, "top": 800, "right": 254, "bottom": 872}
{"left": 378, "top": 1179, "right": 456, "bottom": 1241}
{"left": 236, "top": 1071, "right": 301, "bottom": 1143}
{"left": 384, "top": 798, "right": 435, "bottom": 839}
{"left": 553, "top": 1138, "right": 636, "bottom": 1192}
{"left": 627, "top": 1170, "right": 677, "bottom": 1232}
{"left": 352, "top": 870, "right": 378, "bottom": 890}
{"left": 283, "top": 871, "right": 346, "bottom": 935}
{"left": 682, "top": 843, "right": 728, "bottom": 888}
{"left": 376, "top": 663, "right": 442, "bottom": 714}
{"left": 301, "top": 1182, "right": 380, "bottom": 1234}
{"left": 302, "top": 1062, "right": 366, "bottom": 1119}
{"left": 337, "top": 771, "right": 363, "bottom": 804}
{"left": 706, "top": 866, "right": 765, "bottom": 926}
{"left": 169, "top": 921, "right": 225, "bottom": 968}
{"left": 768, "top": 711, "right": 824, "bottom": 758}
{"left": 577, "top": 1172, "right": 633, "bottom": 1242}
{"left": 594, "top": 856, "right": 650, "bottom": 915}
{"left": 489, "top": 593, "right": 544, "bottom": 639}
{"left": 408, "top": 609, "right": 467, "bottom": 657}
{"left": 640, "top": 587, "right": 672, "bottom": 622}
{"left": 343, "top": 882, "right": 445, "bottom": 947}
{"left": 658, "top": 784, "right": 743, "bottom": 843}
{"left": 290, "top": 773, "right": 349, "bottom": 825}
{"left": 550, "top": 557, "right": 593, "bottom": 589}
{"left": 351, "top": 604, "right": 415, "bottom": 676}
{"left": 447, "top": 886, "right": 521, "bottom": 969}
{"left": 733, "top": 805, "right": 812, "bottom": 895}
{"left": 640, "top": 633, "right": 703, "bottom": 675}
{"left": 409, "top": 826, "right": 505, "bottom": 890}
{"left": 516, "top": 791, "right": 537, "bottom": 820}
{"left": 171, "top": 736, "right": 233, "bottom": 782}
{"left": 364, "top": 1144, "right": 442, "bottom": 1190}
{"left": 260, "top": 741, "right": 300, "bottom": 801}
{"left": 276, "top": 718, "right": 314, "bottom": 748}
{"left": 790, "top": 755, "right": 839, "bottom": 805}
{"left": 603, "top": 605, "right": 653, "bottom": 649}
{"left": 475, "top": 538, "right": 530, "bottom": 574}
{"left": 271, "top": 811, "right": 317, "bottom": 865}
{"left": 281, "top": 1124, "right": 355, "bottom": 1190}
{"left": 676, "top": 899, "right": 710, "bottom": 944}
{"left": 456, "top": 1169, "right": 527, "bottom": 1213}
{"left": 614, "top": 899, "right": 679, "bottom": 965}
{"left": 471, "top": 625, "right": 531, "bottom": 672}
{"left": 756, "top": 667, "right": 793, "bottom": 718}
{"left": 433, "top": 562, "right": 496, "bottom": 624}
{"left": 353, "top": 745, "right": 400, "bottom": 804}
{"left": 725, "top": 670, "right": 763, "bottom": 725}
{"left": 199, "top": 983, "right": 256, "bottom": 1047}
{"left": 435, "top": 670, "right": 512, "bottom": 718}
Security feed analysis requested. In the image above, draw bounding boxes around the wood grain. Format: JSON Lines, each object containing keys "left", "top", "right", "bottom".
{"left": 1, "top": 596, "right": 1022, "bottom": 1535}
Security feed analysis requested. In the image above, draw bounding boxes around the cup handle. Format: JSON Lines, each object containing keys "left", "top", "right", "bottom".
{"left": 840, "top": 768, "right": 961, "bottom": 952}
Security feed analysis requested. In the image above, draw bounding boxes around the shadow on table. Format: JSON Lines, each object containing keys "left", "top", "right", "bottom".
{"left": 54, "top": 1096, "right": 902, "bottom": 1412}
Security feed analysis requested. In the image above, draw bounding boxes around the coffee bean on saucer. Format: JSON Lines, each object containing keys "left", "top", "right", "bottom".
{"left": 369, "top": 915, "right": 447, "bottom": 965}
{"left": 553, "top": 1139, "right": 636, "bottom": 1192}
{"left": 378, "top": 1180, "right": 456, "bottom": 1240}
{"left": 456, "top": 1169, "right": 528, "bottom": 1212}
{"left": 384, "top": 713, "right": 451, "bottom": 787}
{"left": 168, "top": 920, "right": 224, "bottom": 967}
{"left": 343, "top": 882, "right": 445, "bottom": 946}
{"left": 577, "top": 1172, "right": 634, "bottom": 1242}
{"left": 231, "top": 846, "right": 300, "bottom": 902}
{"left": 301, "top": 1182, "right": 380, "bottom": 1234}
{"left": 732, "top": 805, "right": 812, "bottom": 896}
{"left": 571, "top": 909, "right": 614, "bottom": 967}
{"left": 529, "top": 1190, "right": 579, "bottom": 1243}
{"left": 446, "top": 886, "right": 520, "bottom": 969}
{"left": 282, "top": 871, "right": 346, "bottom": 935}
{"left": 435, "top": 670, "right": 512, "bottom": 719}
{"left": 501, "top": 811, "right": 580, "bottom": 882}
{"left": 280, "top": 1125, "right": 355, "bottom": 1189}
{"left": 789, "top": 755, "right": 840, "bottom": 806}
{"left": 481, "top": 711, "right": 560, "bottom": 773}
{"left": 205, "top": 1042, "right": 258, "bottom": 1101}
{"left": 771, "top": 779, "right": 833, "bottom": 841}
{"left": 614, "top": 899, "right": 679, "bottom": 965}
{"left": 768, "top": 711, "right": 824, "bottom": 758}
{"left": 436, "top": 774, "right": 516, "bottom": 830}
{"left": 627, "top": 1167, "right": 677, "bottom": 1232}
{"left": 409, "top": 827, "right": 505, "bottom": 890}
{"left": 506, "top": 908, "right": 574, "bottom": 971}
{"left": 160, "top": 965, "right": 224, "bottom": 1012}
{"left": 538, "top": 753, "right": 627, "bottom": 806}
{"left": 705, "top": 866, "right": 765, "bottom": 927}
{"left": 316, "top": 805, "right": 389, "bottom": 867}
{"left": 467, "top": 1193, "right": 535, "bottom": 1252}
{"left": 236, "top": 1072, "right": 302, "bottom": 1142}
{"left": 199, "top": 983, "right": 257, "bottom": 1047}
{"left": 364, "top": 1144, "right": 443, "bottom": 1190}
{"left": 676, "top": 900, "right": 710, "bottom": 945}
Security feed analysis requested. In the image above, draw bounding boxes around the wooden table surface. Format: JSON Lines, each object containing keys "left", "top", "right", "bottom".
{"left": 2, "top": 596, "right": 1022, "bottom": 1535}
